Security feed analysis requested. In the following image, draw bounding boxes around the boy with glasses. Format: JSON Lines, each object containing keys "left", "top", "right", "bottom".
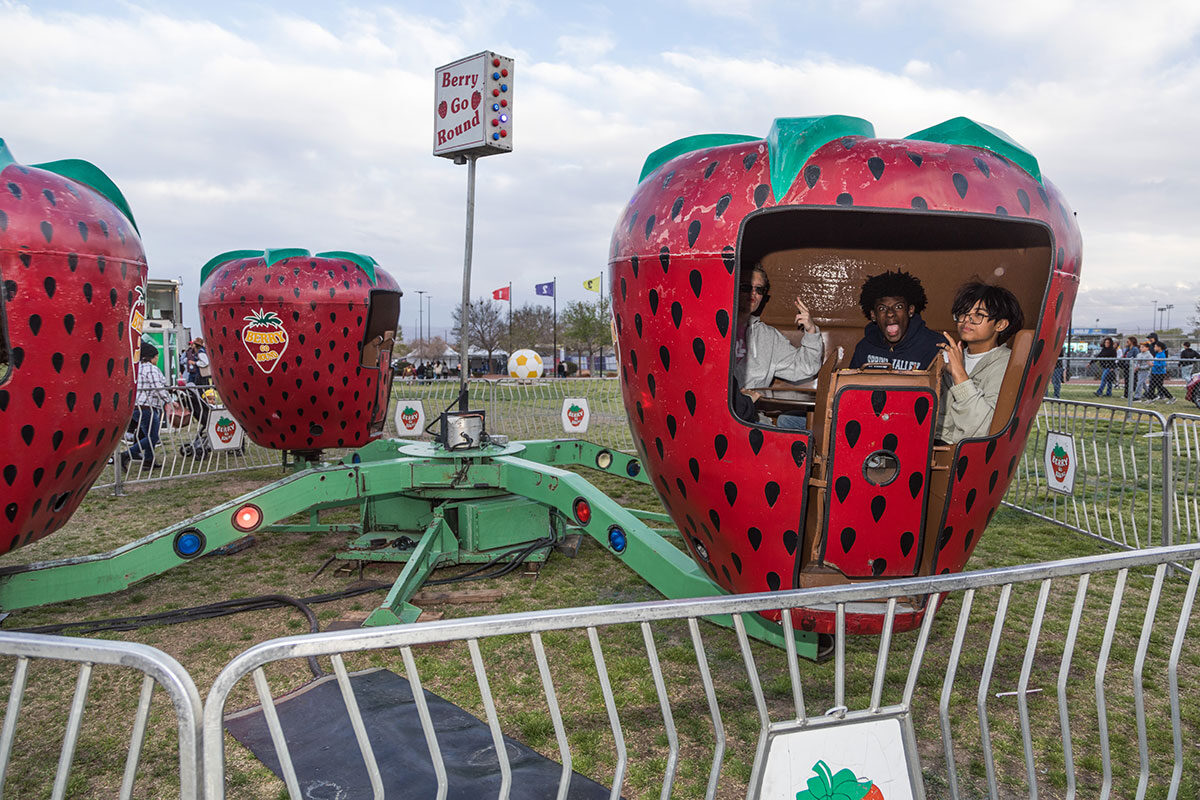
{"left": 849, "top": 269, "right": 943, "bottom": 370}
{"left": 936, "top": 281, "right": 1025, "bottom": 444}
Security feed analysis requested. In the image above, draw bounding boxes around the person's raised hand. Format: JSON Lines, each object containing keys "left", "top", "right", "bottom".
{"left": 794, "top": 297, "right": 818, "bottom": 333}
{"left": 940, "top": 332, "right": 968, "bottom": 384}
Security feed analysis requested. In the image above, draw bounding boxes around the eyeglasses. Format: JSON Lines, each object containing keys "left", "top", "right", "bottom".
{"left": 873, "top": 302, "right": 907, "bottom": 317}
{"left": 738, "top": 284, "right": 766, "bottom": 295}
{"left": 953, "top": 311, "right": 993, "bottom": 325}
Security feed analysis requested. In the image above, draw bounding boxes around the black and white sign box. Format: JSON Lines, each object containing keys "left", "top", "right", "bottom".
{"left": 433, "top": 51, "right": 513, "bottom": 158}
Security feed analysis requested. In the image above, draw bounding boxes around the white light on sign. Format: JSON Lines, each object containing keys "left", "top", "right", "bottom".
{"left": 434, "top": 51, "right": 513, "bottom": 159}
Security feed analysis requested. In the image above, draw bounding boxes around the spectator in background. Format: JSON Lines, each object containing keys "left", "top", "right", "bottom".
{"left": 1180, "top": 341, "right": 1199, "bottom": 380}
{"left": 1049, "top": 347, "right": 1065, "bottom": 398}
{"left": 1133, "top": 341, "right": 1154, "bottom": 400}
{"left": 1093, "top": 336, "right": 1118, "bottom": 397}
{"left": 121, "top": 342, "right": 170, "bottom": 472}
{"left": 1146, "top": 341, "right": 1175, "bottom": 403}
{"left": 1120, "top": 336, "right": 1139, "bottom": 398}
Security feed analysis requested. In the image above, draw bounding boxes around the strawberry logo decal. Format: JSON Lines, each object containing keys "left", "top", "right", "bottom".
{"left": 796, "top": 761, "right": 882, "bottom": 800}
{"left": 437, "top": 100, "right": 448, "bottom": 119}
{"left": 470, "top": 90, "right": 481, "bottom": 110}
{"left": 566, "top": 404, "right": 585, "bottom": 426}
{"left": 400, "top": 406, "right": 419, "bottom": 430}
{"left": 129, "top": 283, "right": 146, "bottom": 369}
{"left": 1050, "top": 444, "right": 1070, "bottom": 481}
{"left": 214, "top": 416, "right": 237, "bottom": 444}
{"left": 241, "top": 309, "right": 289, "bottom": 374}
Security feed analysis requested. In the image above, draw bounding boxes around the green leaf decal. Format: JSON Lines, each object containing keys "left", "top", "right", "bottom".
{"left": 200, "top": 250, "right": 268, "bottom": 286}
{"left": 767, "top": 115, "right": 874, "bottom": 202}
{"left": 905, "top": 116, "right": 1042, "bottom": 184}
{"left": 795, "top": 760, "right": 873, "bottom": 800}
{"left": 638, "top": 133, "right": 759, "bottom": 184}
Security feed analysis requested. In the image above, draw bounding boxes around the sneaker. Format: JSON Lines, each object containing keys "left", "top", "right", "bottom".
{"left": 119, "top": 451, "right": 131, "bottom": 471}
{"left": 143, "top": 458, "right": 159, "bottom": 470}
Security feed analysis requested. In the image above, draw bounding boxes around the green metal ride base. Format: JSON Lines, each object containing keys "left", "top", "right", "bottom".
{"left": 0, "top": 438, "right": 818, "bottom": 657}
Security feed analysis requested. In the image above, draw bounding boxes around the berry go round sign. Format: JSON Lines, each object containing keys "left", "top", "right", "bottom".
{"left": 1044, "top": 431, "right": 1077, "bottom": 494}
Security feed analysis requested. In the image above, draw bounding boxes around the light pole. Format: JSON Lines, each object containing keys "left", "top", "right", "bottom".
{"left": 1158, "top": 306, "right": 1167, "bottom": 331}
{"left": 1152, "top": 300, "right": 1158, "bottom": 333}
{"left": 1165, "top": 304, "right": 1175, "bottom": 330}
{"left": 425, "top": 295, "right": 432, "bottom": 341}
{"left": 415, "top": 290, "right": 426, "bottom": 360}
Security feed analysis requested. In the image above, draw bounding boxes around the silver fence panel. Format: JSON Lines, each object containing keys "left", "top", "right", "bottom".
{"left": 204, "top": 543, "right": 1200, "bottom": 800}
{"left": 0, "top": 631, "right": 203, "bottom": 800}
{"left": 1167, "top": 412, "right": 1200, "bottom": 546}
{"left": 1005, "top": 399, "right": 1170, "bottom": 550}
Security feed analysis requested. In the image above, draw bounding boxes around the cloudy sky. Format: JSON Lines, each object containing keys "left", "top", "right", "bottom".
{"left": 3, "top": 0, "right": 1199, "bottom": 337}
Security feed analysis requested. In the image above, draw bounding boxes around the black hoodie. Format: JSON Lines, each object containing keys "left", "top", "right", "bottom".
{"left": 849, "top": 313, "right": 943, "bottom": 370}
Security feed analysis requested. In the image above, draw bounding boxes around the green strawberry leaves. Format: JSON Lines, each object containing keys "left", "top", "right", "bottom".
{"left": 796, "top": 761, "right": 874, "bottom": 800}
{"left": 200, "top": 249, "right": 379, "bottom": 286}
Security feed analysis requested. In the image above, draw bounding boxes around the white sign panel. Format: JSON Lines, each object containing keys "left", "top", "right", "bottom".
{"left": 1045, "top": 431, "right": 1077, "bottom": 494}
{"left": 206, "top": 410, "right": 245, "bottom": 452}
{"left": 434, "top": 51, "right": 513, "bottom": 158}
{"left": 758, "top": 717, "right": 916, "bottom": 800}
{"left": 561, "top": 397, "right": 590, "bottom": 434}
{"left": 394, "top": 400, "right": 427, "bottom": 437}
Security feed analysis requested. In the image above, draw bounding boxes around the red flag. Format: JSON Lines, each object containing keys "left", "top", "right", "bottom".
{"left": 492, "top": 286, "right": 510, "bottom": 301}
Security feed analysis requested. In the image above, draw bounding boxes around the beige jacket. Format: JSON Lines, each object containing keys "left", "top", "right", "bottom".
{"left": 937, "top": 345, "right": 1011, "bottom": 444}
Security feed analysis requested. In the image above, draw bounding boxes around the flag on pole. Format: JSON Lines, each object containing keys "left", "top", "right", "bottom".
{"left": 583, "top": 276, "right": 602, "bottom": 293}
{"left": 535, "top": 281, "right": 555, "bottom": 297}
{"left": 492, "top": 286, "right": 510, "bottom": 301}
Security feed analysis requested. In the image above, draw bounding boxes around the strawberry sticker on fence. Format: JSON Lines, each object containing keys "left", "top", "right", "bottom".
{"left": 241, "top": 309, "right": 289, "bottom": 374}
{"left": 214, "top": 416, "right": 237, "bottom": 444}
{"left": 393, "top": 400, "right": 426, "bottom": 437}
{"left": 560, "top": 398, "right": 590, "bottom": 434}
{"left": 1044, "top": 432, "right": 1077, "bottom": 494}
{"left": 795, "top": 761, "right": 882, "bottom": 800}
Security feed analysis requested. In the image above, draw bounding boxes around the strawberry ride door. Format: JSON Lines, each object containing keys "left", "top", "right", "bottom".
{"left": 362, "top": 289, "right": 401, "bottom": 434}
{"left": 820, "top": 385, "right": 936, "bottom": 578}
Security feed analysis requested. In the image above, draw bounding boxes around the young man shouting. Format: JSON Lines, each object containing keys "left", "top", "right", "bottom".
{"left": 937, "top": 281, "right": 1025, "bottom": 444}
{"left": 849, "top": 270, "right": 943, "bottom": 370}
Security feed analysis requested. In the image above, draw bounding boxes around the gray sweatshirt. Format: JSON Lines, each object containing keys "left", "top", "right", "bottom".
{"left": 936, "top": 344, "right": 1011, "bottom": 444}
{"left": 734, "top": 317, "right": 824, "bottom": 389}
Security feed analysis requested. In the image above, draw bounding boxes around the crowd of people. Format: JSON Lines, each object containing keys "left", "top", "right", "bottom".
{"left": 1049, "top": 334, "right": 1199, "bottom": 404}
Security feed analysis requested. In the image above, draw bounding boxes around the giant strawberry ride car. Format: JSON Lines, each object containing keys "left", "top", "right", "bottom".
{"left": 0, "top": 138, "right": 147, "bottom": 555}
{"left": 609, "top": 115, "right": 1081, "bottom": 634}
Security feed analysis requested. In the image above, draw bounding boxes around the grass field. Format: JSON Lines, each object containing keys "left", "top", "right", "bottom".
{"left": 1, "top": 429, "right": 1197, "bottom": 798}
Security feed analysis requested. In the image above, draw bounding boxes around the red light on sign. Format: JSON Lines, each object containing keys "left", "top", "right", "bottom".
{"left": 501, "top": 69, "right": 508, "bottom": 77}
{"left": 500, "top": 130, "right": 507, "bottom": 137}
{"left": 492, "top": 58, "right": 500, "bottom": 67}
{"left": 232, "top": 504, "right": 263, "bottom": 531}
{"left": 492, "top": 89, "right": 500, "bottom": 97}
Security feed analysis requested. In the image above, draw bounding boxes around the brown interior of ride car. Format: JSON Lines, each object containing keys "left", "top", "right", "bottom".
{"left": 735, "top": 207, "right": 1053, "bottom": 585}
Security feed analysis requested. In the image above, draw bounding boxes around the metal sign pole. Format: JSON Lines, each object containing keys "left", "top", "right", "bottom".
{"left": 457, "top": 154, "right": 477, "bottom": 410}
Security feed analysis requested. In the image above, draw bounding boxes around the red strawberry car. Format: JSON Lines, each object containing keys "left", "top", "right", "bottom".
{"left": 0, "top": 138, "right": 147, "bottom": 555}
{"left": 198, "top": 249, "right": 401, "bottom": 456}
{"left": 610, "top": 115, "right": 1081, "bottom": 634}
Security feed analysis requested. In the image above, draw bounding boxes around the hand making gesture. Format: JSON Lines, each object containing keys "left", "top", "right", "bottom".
{"left": 940, "top": 332, "right": 969, "bottom": 384}
{"left": 794, "top": 297, "right": 819, "bottom": 333}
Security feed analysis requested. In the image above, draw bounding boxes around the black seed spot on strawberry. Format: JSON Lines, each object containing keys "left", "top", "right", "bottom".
{"left": 867, "top": 157, "right": 885, "bottom": 180}
{"left": 952, "top": 173, "right": 968, "bottom": 198}
{"left": 42, "top": 275, "right": 58, "bottom": 299}
{"left": 764, "top": 481, "right": 780, "bottom": 507}
{"left": 685, "top": 390, "right": 697, "bottom": 416}
{"left": 996, "top": 206, "right": 1008, "bottom": 216}
{"left": 94, "top": 322, "right": 103, "bottom": 341}
{"left": 19, "top": 253, "right": 30, "bottom": 268}
{"left": 1037, "top": 185, "right": 1050, "bottom": 208}
{"left": 4, "top": 503, "right": 15, "bottom": 523}
{"left": 753, "top": 184, "right": 769, "bottom": 209}
{"left": 788, "top": 441, "right": 807, "bottom": 470}
{"left": 647, "top": 373, "right": 656, "bottom": 397}
{"left": 715, "top": 194, "right": 731, "bottom": 218}
{"left": 619, "top": 276, "right": 627, "bottom": 302}
{"left": 988, "top": 470, "right": 999, "bottom": 493}
{"left": 882, "top": 433, "right": 898, "bottom": 452}
{"left": 909, "top": 196, "right": 929, "bottom": 211}
{"left": 834, "top": 475, "right": 851, "bottom": 503}
{"left": 743, "top": 152, "right": 757, "bottom": 170}
{"left": 956, "top": 456, "right": 969, "bottom": 481}
{"left": 0, "top": 391, "right": 7, "bottom": 411}
{"left": 802, "top": 164, "right": 821, "bottom": 189}
{"left": 77, "top": 220, "right": 89, "bottom": 241}
{"left": 840, "top": 526, "right": 856, "bottom": 552}
{"left": 836, "top": 193, "right": 853, "bottom": 206}
{"left": 909, "top": 471, "right": 923, "bottom": 498}
{"left": 649, "top": 288, "right": 660, "bottom": 314}
{"left": 670, "top": 196, "right": 685, "bottom": 220}
{"left": 117, "top": 320, "right": 124, "bottom": 339}
{"left": 661, "top": 169, "right": 675, "bottom": 188}
{"left": 844, "top": 420, "right": 861, "bottom": 448}
{"left": 32, "top": 386, "right": 44, "bottom": 407}
{"left": 2, "top": 465, "right": 14, "bottom": 486}
{"left": 692, "top": 338, "right": 705, "bottom": 364}
{"left": 0, "top": 209, "right": 5, "bottom": 231}
{"left": 671, "top": 302, "right": 682, "bottom": 328}
{"left": 914, "top": 396, "right": 930, "bottom": 425}
{"left": 98, "top": 256, "right": 106, "bottom": 274}
{"left": 708, "top": 508, "right": 721, "bottom": 532}
{"left": 729, "top": 551, "right": 743, "bottom": 575}
{"left": 688, "top": 270, "right": 703, "bottom": 299}
{"left": 675, "top": 477, "right": 687, "bottom": 498}
{"left": 724, "top": 481, "right": 737, "bottom": 505}
{"left": 629, "top": 254, "right": 639, "bottom": 277}
{"left": 972, "top": 156, "right": 990, "bottom": 178}
{"left": 1017, "top": 188, "right": 1031, "bottom": 214}
{"left": 906, "top": 151, "right": 923, "bottom": 167}
{"left": 721, "top": 246, "right": 735, "bottom": 274}
{"left": 630, "top": 350, "right": 638, "bottom": 373}
{"left": 715, "top": 434, "right": 728, "bottom": 459}
{"left": 98, "top": 219, "right": 108, "bottom": 237}
{"left": 1008, "top": 415, "right": 1020, "bottom": 441}
{"left": 715, "top": 309, "right": 729, "bottom": 338}
{"left": 27, "top": 314, "right": 42, "bottom": 336}
{"left": 38, "top": 220, "right": 54, "bottom": 243}
{"left": 937, "top": 526, "right": 953, "bottom": 552}
{"left": 92, "top": 392, "right": 101, "bottom": 412}
{"left": 4, "top": 280, "right": 15, "bottom": 301}
{"left": 684, "top": 218, "right": 702, "bottom": 247}
{"left": 21, "top": 425, "right": 34, "bottom": 446}
{"left": 666, "top": 414, "right": 677, "bottom": 438}
{"left": 964, "top": 488, "right": 977, "bottom": 513}
{"left": 32, "top": 467, "right": 42, "bottom": 487}
{"left": 704, "top": 160, "right": 718, "bottom": 178}
{"left": 55, "top": 461, "right": 65, "bottom": 478}
{"left": 11, "top": 348, "right": 23, "bottom": 368}
{"left": 626, "top": 210, "right": 639, "bottom": 236}
{"left": 633, "top": 314, "right": 643, "bottom": 339}
{"left": 688, "top": 457, "right": 700, "bottom": 481}
{"left": 65, "top": 392, "right": 76, "bottom": 411}
{"left": 869, "top": 391, "right": 886, "bottom": 417}
{"left": 644, "top": 214, "right": 656, "bottom": 240}
{"left": 840, "top": 138, "right": 856, "bottom": 149}
{"left": 985, "top": 439, "right": 997, "bottom": 463}
{"left": 1056, "top": 247, "right": 1065, "bottom": 269}
{"left": 871, "top": 559, "right": 887, "bottom": 577}
{"left": 870, "top": 495, "right": 886, "bottom": 522}
{"left": 900, "top": 531, "right": 914, "bottom": 557}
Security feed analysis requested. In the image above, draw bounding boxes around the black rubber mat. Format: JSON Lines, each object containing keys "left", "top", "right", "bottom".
{"left": 224, "top": 667, "right": 615, "bottom": 799}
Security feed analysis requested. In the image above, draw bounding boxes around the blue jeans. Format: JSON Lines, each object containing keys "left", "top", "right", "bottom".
{"left": 1050, "top": 366, "right": 1063, "bottom": 398}
{"left": 1097, "top": 367, "right": 1114, "bottom": 396}
{"left": 128, "top": 406, "right": 162, "bottom": 462}
{"left": 776, "top": 412, "right": 809, "bottom": 430}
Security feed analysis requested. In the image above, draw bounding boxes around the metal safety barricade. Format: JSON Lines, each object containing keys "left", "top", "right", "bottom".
{"left": 0, "top": 632, "right": 203, "bottom": 799}
{"left": 1167, "top": 412, "right": 1200, "bottom": 547}
{"left": 1005, "top": 399, "right": 1169, "bottom": 550}
{"left": 204, "top": 543, "right": 1200, "bottom": 800}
